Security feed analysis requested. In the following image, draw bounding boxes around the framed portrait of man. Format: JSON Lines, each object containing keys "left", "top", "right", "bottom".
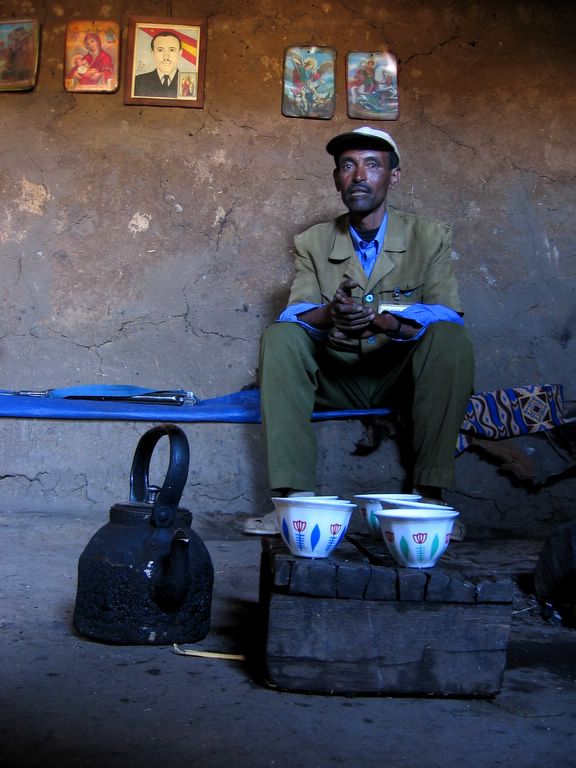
{"left": 0, "top": 19, "right": 40, "bottom": 91}
{"left": 64, "top": 20, "right": 120, "bottom": 93}
{"left": 124, "top": 17, "right": 207, "bottom": 108}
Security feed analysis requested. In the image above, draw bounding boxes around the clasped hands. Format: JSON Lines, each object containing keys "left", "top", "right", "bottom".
{"left": 329, "top": 278, "right": 398, "bottom": 343}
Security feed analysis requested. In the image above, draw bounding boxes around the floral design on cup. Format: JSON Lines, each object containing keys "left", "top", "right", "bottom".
{"left": 292, "top": 519, "right": 307, "bottom": 549}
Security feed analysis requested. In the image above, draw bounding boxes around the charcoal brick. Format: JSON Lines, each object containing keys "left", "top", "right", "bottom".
{"left": 427, "top": 571, "right": 476, "bottom": 603}
{"left": 289, "top": 558, "right": 337, "bottom": 597}
{"left": 476, "top": 578, "right": 514, "bottom": 604}
{"left": 273, "top": 555, "right": 293, "bottom": 589}
{"left": 336, "top": 562, "right": 371, "bottom": 598}
{"left": 397, "top": 569, "right": 428, "bottom": 601}
{"left": 364, "top": 565, "right": 398, "bottom": 600}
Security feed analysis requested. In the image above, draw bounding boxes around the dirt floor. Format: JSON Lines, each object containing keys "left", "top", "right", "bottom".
{"left": 1, "top": 510, "right": 575, "bottom": 768}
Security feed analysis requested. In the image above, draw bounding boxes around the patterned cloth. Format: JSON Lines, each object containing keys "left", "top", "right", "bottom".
{"left": 456, "top": 384, "right": 566, "bottom": 455}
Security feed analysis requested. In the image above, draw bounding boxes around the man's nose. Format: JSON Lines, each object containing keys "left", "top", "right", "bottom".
{"left": 352, "top": 166, "right": 366, "bottom": 182}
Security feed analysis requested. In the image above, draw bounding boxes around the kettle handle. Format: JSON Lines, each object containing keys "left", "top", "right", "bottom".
{"left": 130, "top": 424, "right": 190, "bottom": 529}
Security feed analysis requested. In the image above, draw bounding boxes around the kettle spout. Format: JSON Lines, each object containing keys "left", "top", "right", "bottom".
{"left": 150, "top": 530, "right": 191, "bottom": 612}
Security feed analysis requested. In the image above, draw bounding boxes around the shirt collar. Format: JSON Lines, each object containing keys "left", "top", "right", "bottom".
{"left": 157, "top": 70, "right": 176, "bottom": 84}
{"left": 348, "top": 211, "right": 388, "bottom": 254}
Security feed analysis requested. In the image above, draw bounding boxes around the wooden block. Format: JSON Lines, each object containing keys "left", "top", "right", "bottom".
{"left": 259, "top": 541, "right": 514, "bottom": 696}
{"left": 264, "top": 594, "right": 511, "bottom": 696}
{"left": 289, "top": 558, "right": 337, "bottom": 597}
{"left": 476, "top": 578, "right": 514, "bottom": 604}
{"left": 336, "top": 562, "right": 371, "bottom": 598}
{"left": 273, "top": 555, "right": 293, "bottom": 589}
{"left": 425, "top": 570, "right": 451, "bottom": 601}
{"left": 364, "top": 565, "right": 397, "bottom": 601}
{"left": 427, "top": 571, "right": 476, "bottom": 603}
{"left": 397, "top": 569, "right": 428, "bottom": 601}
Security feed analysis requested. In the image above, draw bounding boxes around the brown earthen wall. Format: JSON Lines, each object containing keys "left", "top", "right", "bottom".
{"left": 0, "top": 0, "right": 574, "bottom": 535}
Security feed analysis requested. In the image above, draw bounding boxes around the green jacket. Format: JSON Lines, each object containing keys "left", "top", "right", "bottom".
{"left": 288, "top": 207, "right": 463, "bottom": 353}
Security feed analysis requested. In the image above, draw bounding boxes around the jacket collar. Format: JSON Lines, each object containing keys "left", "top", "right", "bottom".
{"left": 328, "top": 208, "right": 406, "bottom": 292}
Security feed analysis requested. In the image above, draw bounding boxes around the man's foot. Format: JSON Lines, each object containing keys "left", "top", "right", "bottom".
{"left": 414, "top": 488, "right": 466, "bottom": 542}
{"left": 243, "top": 491, "right": 315, "bottom": 535}
{"left": 414, "top": 485, "right": 444, "bottom": 502}
{"left": 243, "top": 510, "right": 279, "bottom": 535}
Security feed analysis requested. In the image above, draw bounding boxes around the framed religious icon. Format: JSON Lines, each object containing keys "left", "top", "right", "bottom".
{"left": 282, "top": 45, "right": 336, "bottom": 120}
{"left": 124, "top": 17, "right": 207, "bottom": 108}
{"left": 64, "top": 20, "right": 120, "bottom": 93}
{"left": 0, "top": 19, "right": 40, "bottom": 91}
{"left": 346, "top": 51, "right": 399, "bottom": 120}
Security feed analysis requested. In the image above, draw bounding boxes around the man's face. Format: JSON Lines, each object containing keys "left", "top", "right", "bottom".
{"left": 152, "top": 35, "right": 181, "bottom": 76}
{"left": 333, "top": 148, "right": 400, "bottom": 217}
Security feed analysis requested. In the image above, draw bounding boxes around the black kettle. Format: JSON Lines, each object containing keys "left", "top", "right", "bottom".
{"left": 73, "top": 425, "right": 214, "bottom": 645}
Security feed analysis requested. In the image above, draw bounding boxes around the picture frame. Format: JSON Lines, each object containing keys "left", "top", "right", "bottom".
{"left": 282, "top": 45, "right": 336, "bottom": 120}
{"left": 346, "top": 51, "right": 399, "bottom": 120}
{"left": 124, "top": 16, "right": 206, "bottom": 108}
{"left": 0, "top": 19, "right": 40, "bottom": 92}
{"left": 64, "top": 20, "right": 120, "bottom": 93}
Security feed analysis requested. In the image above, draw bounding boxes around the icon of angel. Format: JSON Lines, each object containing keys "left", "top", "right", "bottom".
{"left": 282, "top": 47, "right": 335, "bottom": 119}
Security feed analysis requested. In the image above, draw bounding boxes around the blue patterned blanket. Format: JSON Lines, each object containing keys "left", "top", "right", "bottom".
{"left": 456, "top": 384, "right": 566, "bottom": 454}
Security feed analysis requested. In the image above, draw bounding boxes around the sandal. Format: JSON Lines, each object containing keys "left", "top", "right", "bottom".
{"left": 450, "top": 519, "right": 466, "bottom": 542}
{"left": 243, "top": 511, "right": 280, "bottom": 535}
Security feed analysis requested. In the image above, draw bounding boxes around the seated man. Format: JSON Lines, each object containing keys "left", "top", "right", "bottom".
{"left": 244, "top": 126, "right": 474, "bottom": 539}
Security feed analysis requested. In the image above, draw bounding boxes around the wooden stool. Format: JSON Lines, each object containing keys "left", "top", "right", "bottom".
{"left": 259, "top": 537, "right": 514, "bottom": 696}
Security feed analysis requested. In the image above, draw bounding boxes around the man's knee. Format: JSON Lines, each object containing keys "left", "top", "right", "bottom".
{"left": 423, "top": 322, "right": 474, "bottom": 363}
{"left": 412, "top": 322, "right": 475, "bottom": 390}
{"left": 261, "top": 322, "right": 313, "bottom": 357}
{"left": 259, "top": 323, "right": 317, "bottom": 382}
{"left": 262, "top": 321, "right": 300, "bottom": 344}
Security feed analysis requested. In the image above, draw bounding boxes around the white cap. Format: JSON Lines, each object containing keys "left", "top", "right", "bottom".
{"left": 326, "top": 126, "right": 401, "bottom": 163}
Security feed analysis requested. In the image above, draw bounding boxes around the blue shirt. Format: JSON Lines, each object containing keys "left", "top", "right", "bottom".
{"left": 279, "top": 214, "right": 463, "bottom": 342}
{"left": 348, "top": 212, "right": 388, "bottom": 278}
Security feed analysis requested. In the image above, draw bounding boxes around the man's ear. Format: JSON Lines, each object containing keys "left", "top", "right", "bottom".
{"left": 333, "top": 167, "right": 341, "bottom": 192}
{"left": 390, "top": 168, "right": 401, "bottom": 187}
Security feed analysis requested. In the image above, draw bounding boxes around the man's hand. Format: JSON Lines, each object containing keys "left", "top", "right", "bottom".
{"left": 297, "top": 278, "right": 419, "bottom": 341}
{"left": 330, "top": 279, "right": 375, "bottom": 337}
{"left": 327, "top": 326, "right": 360, "bottom": 349}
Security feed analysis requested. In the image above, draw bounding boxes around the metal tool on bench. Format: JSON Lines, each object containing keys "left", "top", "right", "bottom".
{"left": 73, "top": 424, "right": 213, "bottom": 644}
{"left": 5, "top": 384, "right": 197, "bottom": 405}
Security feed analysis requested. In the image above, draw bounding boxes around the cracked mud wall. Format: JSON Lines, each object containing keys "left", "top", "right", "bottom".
{"left": 0, "top": 0, "right": 574, "bottom": 534}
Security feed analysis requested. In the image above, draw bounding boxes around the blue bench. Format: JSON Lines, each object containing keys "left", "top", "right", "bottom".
{"left": 0, "top": 387, "right": 391, "bottom": 424}
{"left": 0, "top": 384, "right": 567, "bottom": 458}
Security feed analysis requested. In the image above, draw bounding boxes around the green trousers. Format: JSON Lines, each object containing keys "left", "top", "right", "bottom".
{"left": 259, "top": 322, "right": 475, "bottom": 492}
